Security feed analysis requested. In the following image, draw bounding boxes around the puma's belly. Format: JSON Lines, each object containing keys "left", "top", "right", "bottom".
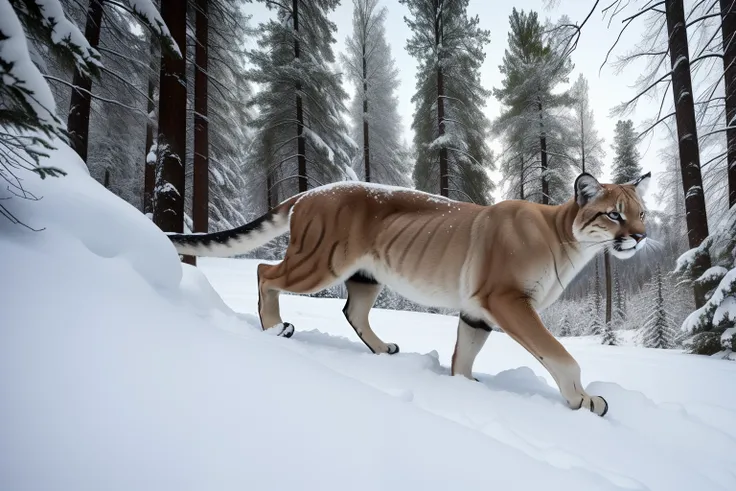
{"left": 369, "top": 264, "right": 463, "bottom": 309}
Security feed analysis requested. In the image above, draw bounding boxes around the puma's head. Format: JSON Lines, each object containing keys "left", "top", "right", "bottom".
{"left": 572, "top": 172, "right": 651, "bottom": 259}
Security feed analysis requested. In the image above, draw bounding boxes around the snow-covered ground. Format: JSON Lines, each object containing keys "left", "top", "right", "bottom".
{"left": 2, "top": 141, "right": 736, "bottom": 491}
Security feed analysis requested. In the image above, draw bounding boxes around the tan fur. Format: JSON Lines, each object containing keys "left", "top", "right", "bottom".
{"left": 169, "top": 173, "right": 651, "bottom": 417}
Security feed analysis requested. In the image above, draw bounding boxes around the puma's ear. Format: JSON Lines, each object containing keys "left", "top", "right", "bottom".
{"left": 575, "top": 173, "right": 603, "bottom": 206}
{"left": 629, "top": 171, "right": 652, "bottom": 197}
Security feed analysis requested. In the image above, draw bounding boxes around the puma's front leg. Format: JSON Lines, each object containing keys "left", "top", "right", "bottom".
{"left": 451, "top": 314, "right": 491, "bottom": 380}
{"left": 486, "top": 292, "right": 609, "bottom": 417}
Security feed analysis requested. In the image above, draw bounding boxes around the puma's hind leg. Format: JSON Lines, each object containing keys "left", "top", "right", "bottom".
{"left": 343, "top": 272, "right": 399, "bottom": 355}
{"left": 451, "top": 314, "right": 491, "bottom": 380}
{"left": 256, "top": 252, "right": 341, "bottom": 338}
{"left": 256, "top": 209, "right": 356, "bottom": 337}
{"left": 256, "top": 262, "right": 293, "bottom": 337}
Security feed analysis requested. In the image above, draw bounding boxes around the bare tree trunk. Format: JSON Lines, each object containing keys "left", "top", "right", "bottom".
{"left": 580, "top": 100, "right": 586, "bottom": 174}
{"left": 519, "top": 153, "right": 525, "bottom": 200}
{"left": 539, "top": 99, "right": 549, "bottom": 204}
{"left": 721, "top": 0, "right": 736, "bottom": 208}
{"left": 186, "top": 0, "right": 210, "bottom": 267}
{"left": 436, "top": 1, "right": 448, "bottom": 197}
{"left": 143, "top": 40, "right": 158, "bottom": 216}
{"left": 604, "top": 250, "right": 612, "bottom": 324}
{"left": 152, "top": 0, "right": 187, "bottom": 235}
{"left": 267, "top": 172, "right": 274, "bottom": 210}
{"left": 294, "top": 0, "right": 307, "bottom": 193}
{"left": 665, "top": 0, "right": 712, "bottom": 308}
{"left": 264, "top": 131, "right": 275, "bottom": 210}
{"left": 66, "top": 0, "right": 104, "bottom": 163}
{"left": 363, "top": 42, "right": 370, "bottom": 182}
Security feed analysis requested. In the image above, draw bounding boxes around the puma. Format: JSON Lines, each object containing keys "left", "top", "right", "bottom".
{"left": 168, "top": 171, "right": 651, "bottom": 417}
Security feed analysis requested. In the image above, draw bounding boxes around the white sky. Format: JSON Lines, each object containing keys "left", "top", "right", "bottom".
{"left": 245, "top": 0, "right": 667, "bottom": 206}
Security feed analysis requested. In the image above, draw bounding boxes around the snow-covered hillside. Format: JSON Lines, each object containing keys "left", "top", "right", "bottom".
{"left": 1, "top": 143, "right": 736, "bottom": 491}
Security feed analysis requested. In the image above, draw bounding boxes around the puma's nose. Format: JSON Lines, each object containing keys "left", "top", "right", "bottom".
{"left": 631, "top": 233, "right": 646, "bottom": 243}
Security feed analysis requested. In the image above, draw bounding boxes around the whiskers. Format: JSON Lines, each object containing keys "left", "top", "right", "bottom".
{"left": 639, "top": 237, "right": 664, "bottom": 254}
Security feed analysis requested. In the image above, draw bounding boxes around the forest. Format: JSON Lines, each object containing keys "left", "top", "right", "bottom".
{"left": 1, "top": 0, "right": 735, "bottom": 358}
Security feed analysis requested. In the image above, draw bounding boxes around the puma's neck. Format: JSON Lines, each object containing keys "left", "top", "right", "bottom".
{"left": 545, "top": 198, "right": 601, "bottom": 268}
{"left": 539, "top": 199, "right": 578, "bottom": 248}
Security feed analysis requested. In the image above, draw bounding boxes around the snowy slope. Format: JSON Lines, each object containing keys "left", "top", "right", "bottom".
{"left": 1, "top": 141, "right": 736, "bottom": 491}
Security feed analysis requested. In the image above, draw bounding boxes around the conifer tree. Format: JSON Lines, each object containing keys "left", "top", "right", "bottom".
{"left": 401, "top": 0, "right": 495, "bottom": 204}
{"left": 493, "top": 8, "right": 575, "bottom": 205}
{"left": 189, "top": 0, "right": 254, "bottom": 231}
{"left": 641, "top": 265, "right": 677, "bottom": 349}
{"left": 152, "top": 0, "right": 187, "bottom": 233}
{"left": 246, "top": 0, "right": 357, "bottom": 206}
{"left": 569, "top": 74, "right": 604, "bottom": 177}
{"left": 341, "top": 0, "right": 411, "bottom": 186}
{"left": 613, "top": 266, "right": 627, "bottom": 328}
{"left": 606, "top": 119, "right": 643, "bottom": 326}
{"left": 611, "top": 120, "right": 642, "bottom": 185}
{"left": 601, "top": 320, "right": 618, "bottom": 345}
{"left": 587, "top": 257, "right": 604, "bottom": 335}
{"left": 559, "top": 314, "right": 573, "bottom": 337}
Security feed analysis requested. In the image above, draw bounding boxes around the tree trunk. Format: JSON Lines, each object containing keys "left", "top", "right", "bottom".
{"left": 363, "top": 42, "right": 370, "bottom": 182}
{"left": 436, "top": 1, "right": 448, "bottom": 197}
{"left": 66, "top": 0, "right": 104, "bottom": 163}
{"left": 539, "top": 99, "right": 549, "bottom": 204}
{"left": 187, "top": 0, "right": 210, "bottom": 267}
{"left": 665, "top": 0, "right": 712, "bottom": 308}
{"left": 604, "top": 250, "right": 612, "bottom": 324}
{"left": 721, "top": 0, "right": 736, "bottom": 208}
{"left": 580, "top": 101, "right": 586, "bottom": 174}
{"left": 152, "top": 0, "right": 187, "bottom": 235}
{"left": 519, "top": 152, "right": 525, "bottom": 200}
{"left": 143, "top": 40, "right": 158, "bottom": 217}
{"left": 294, "top": 0, "right": 307, "bottom": 193}
{"left": 264, "top": 131, "right": 275, "bottom": 210}
{"left": 266, "top": 172, "right": 274, "bottom": 210}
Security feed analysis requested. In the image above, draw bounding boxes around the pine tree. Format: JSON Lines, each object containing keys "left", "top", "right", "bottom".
{"left": 152, "top": 0, "right": 187, "bottom": 233}
{"left": 559, "top": 314, "right": 573, "bottom": 337}
{"left": 1, "top": 0, "right": 101, "bottom": 226}
{"left": 666, "top": 0, "right": 712, "bottom": 309}
{"left": 587, "top": 257, "right": 604, "bottom": 335}
{"left": 607, "top": 119, "right": 644, "bottom": 327}
{"left": 611, "top": 120, "right": 642, "bottom": 184}
{"left": 201, "top": 0, "right": 254, "bottom": 230}
{"left": 190, "top": 0, "right": 209, "bottom": 245}
{"left": 641, "top": 265, "right": 677, "bottom": 349}
{"left": 493, "top": 9, "right": 575, "bottom": 205}
{"left": 341, "top": 0, "right": 411, "bottom": 186}
{"left": 601, "top": 320, "right": 618, "bottom": 345}
{"left": 675, "top": 204, "right": 736, "bottom": 355}
{"left": 246, "top": 0, "right": 356, "bottom": 207}
{"left": 65, "top": 0, "right": 181, "bottom": 165}
{"left": 613, "top": 266, "right": 627, "bottom": 328}
{"left": 569, "top": 74, "right": 604, "bottom": 177}
{"left": 401, "top": 0, "right": 495, "bottom": 204}
{"left": 721, "top": 0, "right": 736, "bottom": 208}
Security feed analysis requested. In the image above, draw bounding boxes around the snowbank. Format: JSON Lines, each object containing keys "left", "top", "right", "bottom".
{"left": 1, "top": 141, "right": 735, "bottom": 490}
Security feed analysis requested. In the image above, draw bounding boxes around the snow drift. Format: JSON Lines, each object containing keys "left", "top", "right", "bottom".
{"left": 1, "top": 140, "right": 736, "bottom": 491}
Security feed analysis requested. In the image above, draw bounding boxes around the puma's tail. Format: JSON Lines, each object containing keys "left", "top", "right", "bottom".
{"left": 166, "top": 196, "right": 300, "bottom": 258}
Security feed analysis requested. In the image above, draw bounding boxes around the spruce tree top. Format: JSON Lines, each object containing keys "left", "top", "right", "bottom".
{"left": 611, "top": 120, "right": 642, "bottom": 184}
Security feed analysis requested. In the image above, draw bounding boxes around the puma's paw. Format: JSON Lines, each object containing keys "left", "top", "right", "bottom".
{"left": 265, "top": 322, "right": 295, "bottom": 338}
{"left": 386, "top": 343, "right": 400, "bottom": 355}
{"left": 584, "top": 395, "right": 609, "bottom": 417}
{"left": 279, "top": 323, "right": 295, "bottom": 338}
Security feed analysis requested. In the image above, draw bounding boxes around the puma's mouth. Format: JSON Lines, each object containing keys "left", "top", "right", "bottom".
{"left": 610, "top": 236, "right": 646, "bottom": 259}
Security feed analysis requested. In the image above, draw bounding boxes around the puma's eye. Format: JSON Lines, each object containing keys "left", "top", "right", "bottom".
{"left": 607, "top": 211, "right": 621, "bottom": 221}
{"left": 640, "top": 212, "right": 646, "bottom": 221}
